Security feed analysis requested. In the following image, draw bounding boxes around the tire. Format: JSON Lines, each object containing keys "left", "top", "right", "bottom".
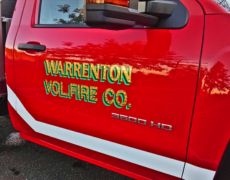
{"left": 0, "top": 96, "right": 8, "bottom": 116}
{"left": 214, "top": 140, "right": 230, "bottom": 180}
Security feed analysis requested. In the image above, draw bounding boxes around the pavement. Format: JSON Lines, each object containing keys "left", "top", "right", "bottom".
{"left": 0, "top": 115, "right": 134, "bottom": 180}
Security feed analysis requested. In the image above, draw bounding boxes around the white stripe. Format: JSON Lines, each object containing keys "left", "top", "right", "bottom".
{"left": 7, "top": 85, "right": 216, "bottom": 179}
{"left": 182, "top": 163, "right": 216, "bottom": 180}
{"left": 7, "top": 85, "right": 183, "bottom": 177}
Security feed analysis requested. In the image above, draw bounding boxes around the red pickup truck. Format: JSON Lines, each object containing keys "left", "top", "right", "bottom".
{"left": 2, "top": 0, "right": 230, "bottom": 179}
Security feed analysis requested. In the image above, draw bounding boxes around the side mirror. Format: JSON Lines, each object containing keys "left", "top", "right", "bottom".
{"left": 84, "top": 0, "right": 177, "bottom": 30}
{"left": 145, "top": 0, "right": 177, "bottom": 18}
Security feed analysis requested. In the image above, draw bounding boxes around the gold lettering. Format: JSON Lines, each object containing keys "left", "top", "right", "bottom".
{"left": 109, "top": 65, "right": 120, "bottom": 82}
{"left": 120, "top": 66, "right": 132, "bottom": 84}
{"left": 89, "top": 86, "right": 98, "bottom": 102}
{"left": 60, "top": 82, "right": 69, "bottom": 98}
{"left": 81, "top": 85, "right": 89, "bottom": 101}
{"left": 45, "top": 60, "right": 58, "bottom": 76}
{"left": 65, "top": 61, "right": 72, "bottom": 77}
{"left": 90, "top": 64, "right": 100, "bottom": 81}
{"left": 77, "top": 85, "right": 80, "bottom": 99}
{"left": 57, "top": 61, "right": 64, "bottom": 77}
{"left": 69, "top": 83, "right": 78, "bottom": 99}
{"left": 44, "top": 80, "right": 52, "bottom": 94}
{"left": 52, "top": 81, "right": 60, "bottom": 96}
{"left": 73, "top": 62, "right": 80, "bottom": 79}
{"left": 101, "top": 65, "right": 110, "bottom": 81}
{"left": 104, "top": 88, "right": 115, "bottom": 105}
{"left": 82, "top": 63, "right": 89, "bottom": 79}
{"left": 115, "top": 90, "right": 127, "bottom": 107}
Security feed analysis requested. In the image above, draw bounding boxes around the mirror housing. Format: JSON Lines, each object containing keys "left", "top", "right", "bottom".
{"left": 84, "top": 4, "right": 158, "bottom": 30}
{"left": 146, "top": 0, "right": 177, "bottom": 18}
{"left": 84, "top": 0, "right": 177, "bottom": 30}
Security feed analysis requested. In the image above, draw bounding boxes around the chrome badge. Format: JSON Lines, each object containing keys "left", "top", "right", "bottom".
{"left": 112, "top": 113, "right": 172, "bottom": 131}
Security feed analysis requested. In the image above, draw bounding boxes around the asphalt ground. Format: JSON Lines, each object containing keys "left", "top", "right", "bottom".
{"left": 0, "top": 115, "right": 134, "bottom": 180}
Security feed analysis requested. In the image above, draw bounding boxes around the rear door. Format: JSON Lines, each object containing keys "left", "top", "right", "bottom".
{"left": 13, "top": 0, "right": 204, "bottom": 178}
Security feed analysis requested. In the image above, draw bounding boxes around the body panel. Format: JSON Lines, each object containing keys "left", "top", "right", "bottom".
{"left": 5, "top": 0, "right": 26, "bottom": 96}
{"left": 8, "top": 87, "right": 181, "bottom": 180}
{"left": 185, "top": 13, "right": 230, "bottom": 177}
{"left": 5, "top": 0, "right": 209, "bottom": 179}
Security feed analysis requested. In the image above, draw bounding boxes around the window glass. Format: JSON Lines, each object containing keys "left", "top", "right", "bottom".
{"left": 215, "top": 0, "right": 230, "bottom": 12}
{"left": 39, "top": 0, "right": 85, "bottom": 24}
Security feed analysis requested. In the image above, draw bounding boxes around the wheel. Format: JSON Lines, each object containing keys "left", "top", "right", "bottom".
{"left": 0, "top": 96, "right": 8, "bottom": 116}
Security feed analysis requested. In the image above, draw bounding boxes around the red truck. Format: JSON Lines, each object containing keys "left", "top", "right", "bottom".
{"left": 2, "top": 0, "right": 230, "bottom": 179}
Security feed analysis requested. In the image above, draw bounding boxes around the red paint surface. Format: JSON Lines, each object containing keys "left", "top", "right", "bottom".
{"left": 186, "top": 13, "right": 230, "bottom": 171}
{"left": 4, "top": 0, "right": 215, "bottom": 179}
{"left": 8, "top": 103, "right": 180, "bottom": 180}
{"left": 5, "top": 0, "right": 26, "bottom": 93}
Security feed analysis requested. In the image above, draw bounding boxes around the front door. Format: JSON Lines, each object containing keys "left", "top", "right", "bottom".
{"left": 13, "top": 0, "right": 204, "bottom": 178}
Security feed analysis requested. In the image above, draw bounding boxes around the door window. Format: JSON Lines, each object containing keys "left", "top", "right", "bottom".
{"left": 39, "top": 0, "right": 85, "bottom": 24}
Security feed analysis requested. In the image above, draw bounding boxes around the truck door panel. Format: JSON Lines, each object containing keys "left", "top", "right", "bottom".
{"left": 11, "top": 0, "right": 204, "bottom": 179}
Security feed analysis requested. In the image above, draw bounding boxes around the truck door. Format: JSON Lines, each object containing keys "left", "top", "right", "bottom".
{"left": 12, "top": 0, "right": 204, "bottom": 179}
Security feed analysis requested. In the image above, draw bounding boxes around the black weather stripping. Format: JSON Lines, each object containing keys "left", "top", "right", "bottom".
{"left": 214, "top": 140, "right": 230, "bottom": 180}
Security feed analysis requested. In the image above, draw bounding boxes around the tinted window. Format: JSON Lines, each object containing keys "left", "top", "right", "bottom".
{"left": 39, "top": 0, "right": 85, "bottom": 24}
{"left": 215, "top": 0, "right": 230, "bottom": 12}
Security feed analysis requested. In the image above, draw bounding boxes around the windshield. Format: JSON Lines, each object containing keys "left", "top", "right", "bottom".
{"left": 215, "top": 0, "right": 230, "bottom": 12}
